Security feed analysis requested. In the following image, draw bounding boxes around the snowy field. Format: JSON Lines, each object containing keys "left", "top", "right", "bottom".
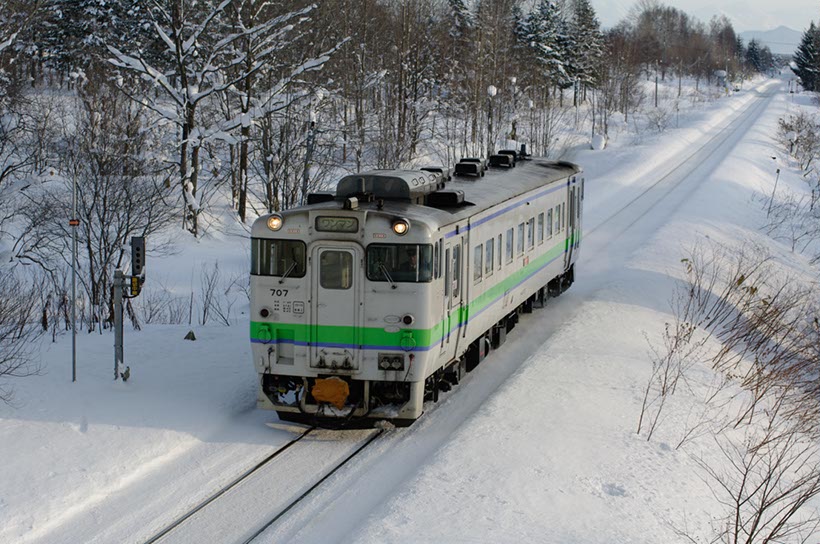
{"left": 3, "top": 74, "right": 819, "bottom": 543}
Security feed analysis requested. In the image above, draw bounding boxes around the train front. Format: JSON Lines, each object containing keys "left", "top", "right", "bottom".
{"left": 249, "top": 172, "right": 441, "bottom": 427}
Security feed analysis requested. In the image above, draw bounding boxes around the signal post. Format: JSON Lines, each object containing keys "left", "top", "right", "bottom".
{"left": 113, "top": 236, "right": 145, "bottom": 381}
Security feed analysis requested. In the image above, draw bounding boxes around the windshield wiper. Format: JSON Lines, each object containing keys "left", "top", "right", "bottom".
{"left": 279, "top": 261, "right": 297, "bottom": 284}
{"left": 379, "top": 263, "right": 397, "bottom": 289}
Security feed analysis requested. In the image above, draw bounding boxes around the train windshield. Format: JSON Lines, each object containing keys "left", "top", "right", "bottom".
{"left": 251, "top": 238, "right": 307, "bottom": 278}
{"left": 367, "top": 244, "right": 433, "bottom": 283}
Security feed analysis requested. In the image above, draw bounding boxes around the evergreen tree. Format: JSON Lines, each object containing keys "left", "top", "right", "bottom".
{"left": 514, "top": 0, "right": 568, "bottom": 87}
{"left": 447, "top": 0, "right": 473, "bottom": 39}
{"left": 746, "top": 39, "right": 762, "bottom": 72}
{"left": 38, "top": 0, "right": 155, "bottom": 75}
{"left": 793, "top": 22, "right": 820, "bottom": 91}
{"left": 568, "top": 0, "right": 603, "bottom": 87}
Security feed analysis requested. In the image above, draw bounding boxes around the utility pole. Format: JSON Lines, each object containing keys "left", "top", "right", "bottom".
{"left": 767, "top": 158, "right": 781, "bottom": 218}
{"left": 70, "top": 177, "right": 79, "bottom": 382}
{"left": 654, "top": 62, "right": 659, "bottom": 108}
{"left": 301, "top": 92, "right": 322, "bottom": 205}
{"left": 487, "top": 85, "right": 497, "bottom": 157}
{"left": 301, "top": 119, "right": 316, "bottom": 205}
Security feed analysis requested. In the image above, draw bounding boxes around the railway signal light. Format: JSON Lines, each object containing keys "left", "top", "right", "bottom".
{"left": 131, "top": 236, "right": 145, "bottom": 276}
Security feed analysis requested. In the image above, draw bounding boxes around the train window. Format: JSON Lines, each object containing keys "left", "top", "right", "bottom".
{"left": 366, "top": 244, "right": 433, "bottom": 283}
{"left": 547, "top": 209, "right": 553, "bottom": 238}
{"left": 527, "top": 218, "right": 535, "bottom": 249}
{"left": 320, "top": 250, "right": 353, "bottom": 290}
{"left": 505, "top": 228, "right": 514, "bottom": 264}
{"left": 485, "top": 239, "right": 494, "bottom": 277}
{"left": 497, "top": 234, "right": 502, "bottom": 269}
{"left": 537, "top": 213, "right": 545, "bottom": 244}
{"left": 453, "top": 244, "right": 461, "bottom": 298}
{"left": 434, "top": 241, "right": 441, "bottom": 279}
{"left": 561, "top": 203, "right": 566, "bottom": 230}
{"left": 517, "top": 223, "right": 524, "bottom": 255}
{"left": 251, "top": 238, "right": 306, "bottom": 278}
{"left": 554, "top": 206, "right": 560, "bottom": 233}
{"left": 444, "top": 248, "right": 451, "bottom": 298}
{"left": 473, "top": 245, "right": 483, "bottom": 284}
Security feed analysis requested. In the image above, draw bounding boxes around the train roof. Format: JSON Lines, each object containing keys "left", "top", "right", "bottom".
{"left": 439, "top": 159, "right": 580, "bottom": 221}
{"left": 256, "top": 159, "right": 581, "bottom": 236}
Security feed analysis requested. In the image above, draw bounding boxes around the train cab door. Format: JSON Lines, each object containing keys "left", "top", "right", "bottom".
{"left": 310, "top": 245, "right": 363, "bottom": 370}
{"left": 440, "top": 238, "right": 463, "bottom": 359}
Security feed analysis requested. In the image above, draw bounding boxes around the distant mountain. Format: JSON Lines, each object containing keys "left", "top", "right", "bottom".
{"left": 739, "top": 26, "right": 801, "bottom": 56}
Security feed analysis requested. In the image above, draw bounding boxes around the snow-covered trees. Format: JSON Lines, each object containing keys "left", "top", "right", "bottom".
{"left": 16, "top": 83, "right": 176, "bottom": 330}
{"left": 515, "top": 0, "right": 569, "bottom": 89}
{"left": 109, "top": 1, "right": 344, "bottom": 233}
{"left": 566, "top": 0, "right": 604, "bottom": 90}
{"left": 743, "top": 39, "right": 773, "bottom": 74}
{"left": 793, "top": 22, "right": 820, "bottom": 92}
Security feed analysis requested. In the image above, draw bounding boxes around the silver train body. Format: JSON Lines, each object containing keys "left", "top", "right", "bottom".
{"left": 250, "top": 159, "right": 583, "bottom": 426}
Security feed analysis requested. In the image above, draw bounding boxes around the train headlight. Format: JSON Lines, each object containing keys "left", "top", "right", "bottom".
{"left": 267, "top": 214, "right": 284, "bottom": 231}
{"left": 402, "top": 314, "right": 415, "bottom": 326}
{"left": 391, "top": 357, "right": 404, "bottom": 370}
{"left": 378, "top": 358, "right": 391, "bottom": 370}
{"left": 392, "top": 218, "right": 410, "bottom": 236}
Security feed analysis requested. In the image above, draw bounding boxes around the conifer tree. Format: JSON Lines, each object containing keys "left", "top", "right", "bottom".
{"left": 568, "top": 0, "right": 603, "bottom": 88}
{"left": 793, "top": 22, "right": 820, "bottom": 91}
{"left": 514, "top": 0, "right": 568, "bottom": 88}
{"left": 745, "top": 39, "right": 762, "bottom": 72}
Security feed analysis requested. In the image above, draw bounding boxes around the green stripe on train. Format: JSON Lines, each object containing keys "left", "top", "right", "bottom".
{"left": 250, "top": 232, "right": 580, "bottom": 348}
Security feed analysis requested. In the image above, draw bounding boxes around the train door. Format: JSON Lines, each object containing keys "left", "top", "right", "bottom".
{"left": 440, "top": 238, "right": 463, "bottom": 359}
{"left": 565, "top": 183, "right": 578, "bottom": 268}
{"left": 310, "top": 245, "right": 362, "bottom": 370}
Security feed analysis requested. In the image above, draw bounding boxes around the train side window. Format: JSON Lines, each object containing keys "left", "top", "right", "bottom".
{"left": 527, "top": 218, "right": 535, "bottom": 250}
{"left": 434, "top": 240, "right": 441, "bottom": 278}
{"left": 517, "top": 223, "right": 525, "bottom": 255}
{"left": 485, "top": 239, "right": 494, "bottom": 277}
{"left": 497, "top": 234, "right": 502, "bottom": 269}
{"left": 505, "top": 228, "right": 514, "bottom": 263}
{"left": 473, "top": 245, "right": 483, "bottom": 284}
{"left": 561, "top": 203, "right": 566, "bottom": 230}
{"left": 554, "top": 206, "right": 560, "bottom": 233}
{"left": 537, "top": 213, "right": 545, "bottom": 244}
{"left": 547, "top": 209, "right": 553, "bottom": 238}
{"left": 453, "top": 244, "right": 461, "bottom": 298}
{"left": 444, "top": 248, "right": 451, "bottom": 298}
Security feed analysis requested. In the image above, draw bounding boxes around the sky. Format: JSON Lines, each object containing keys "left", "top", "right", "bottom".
{"left": 591, "top": 0, "right": 817, "bottom": 33}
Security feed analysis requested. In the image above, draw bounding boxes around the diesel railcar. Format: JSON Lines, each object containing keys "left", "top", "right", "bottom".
{"left": 250, "top": 157, "right": 583, "bottom": 427}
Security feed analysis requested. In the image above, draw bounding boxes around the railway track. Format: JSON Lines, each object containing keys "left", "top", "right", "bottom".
{"left": 144, "top": 85, "right": 778, "bottom": 544}
{"left": 142, "top": 427, "right": 384, "bottom": 544}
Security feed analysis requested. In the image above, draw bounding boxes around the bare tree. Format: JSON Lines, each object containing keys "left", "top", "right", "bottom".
{"left": 0, "top": 271, "right": 42, "bottom": 403}
{"left": 642, "top": 241, "right": 820, "bottom": 542}
{"left": 697, "top": 414, "right": 820, "bottom": 544}
{"left": 15, "top": 82, "right": 176, "bottom": 330}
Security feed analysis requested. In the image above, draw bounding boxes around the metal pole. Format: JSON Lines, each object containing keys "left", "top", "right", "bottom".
{"left": 71, "top": 176, "right": 77, "bottom": 382}
{"left": 301, "top": 120, "right": 315, "bottom": 206}
{"left": 114, "top": 269, "right": 124, "bottom": 380}
{"left": 767, "top": 169, "right": 781, "bottom": 218}
{"left": 654, "top": 65, "right": 658, "bottom": 108}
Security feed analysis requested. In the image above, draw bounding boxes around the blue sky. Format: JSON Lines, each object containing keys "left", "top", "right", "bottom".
{"left": 591, "top": 0, "right": 816, "bottom": 33}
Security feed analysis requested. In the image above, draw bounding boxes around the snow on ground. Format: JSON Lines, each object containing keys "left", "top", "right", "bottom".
{"left": 336, "top": 77, "right": 815, "bottom": 543}
{"left": 2, "top": 74, "right": 817, "bottom": 544}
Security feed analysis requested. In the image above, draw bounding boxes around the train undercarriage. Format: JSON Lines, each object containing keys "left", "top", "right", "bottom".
{"left": 260, "top": 265, "right": 575, "bottom": 429}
